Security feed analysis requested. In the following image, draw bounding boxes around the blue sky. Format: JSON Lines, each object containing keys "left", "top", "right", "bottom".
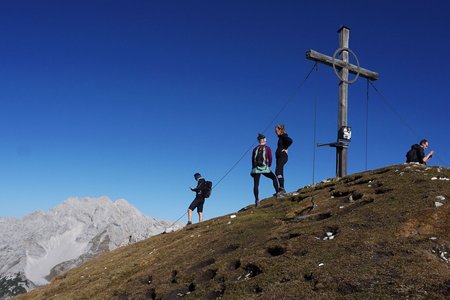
{"left": 1, "top": 0, "right": 449, "bottom": 222}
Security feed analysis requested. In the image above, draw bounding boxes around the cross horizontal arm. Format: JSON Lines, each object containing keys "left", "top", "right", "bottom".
{"left": 306, "top": 49, "right": 378, "bottom": 81}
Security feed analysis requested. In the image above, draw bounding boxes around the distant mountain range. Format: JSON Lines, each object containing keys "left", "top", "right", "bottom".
{"left": 0, "top": 196, "right": 177, "bottom": 299}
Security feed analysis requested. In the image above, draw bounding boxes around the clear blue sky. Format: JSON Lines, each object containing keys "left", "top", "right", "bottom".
{"left": 1, "top": 0, "right": 449, "bottom": 222}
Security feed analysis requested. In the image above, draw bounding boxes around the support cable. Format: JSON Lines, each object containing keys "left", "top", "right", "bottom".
{"left": 213, "top": 62, "right": 318, "bottom": 190}
{"left": 312, "top": 63, "right": 319, "bottom": 186}
{"left": 369, "top": 81, "right": 447, "bottom": 167}
{"left": 365, "top": 79, "right": 369, "bottom": 170}
{"left": 165, "top": 63, "right": 318, "bottom": 231}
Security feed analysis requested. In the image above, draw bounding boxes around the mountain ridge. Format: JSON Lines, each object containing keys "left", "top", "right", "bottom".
{"left": 0, "top": 196, "right": 175, "bottom": 299}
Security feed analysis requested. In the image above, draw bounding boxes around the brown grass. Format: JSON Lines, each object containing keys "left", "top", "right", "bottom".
{"left": 16, "top": 164, "right": 450, "bottom": 299}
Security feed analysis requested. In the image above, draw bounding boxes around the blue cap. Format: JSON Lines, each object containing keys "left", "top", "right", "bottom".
{"left": 194, "top": 173, "right": 202, "bottom": 180}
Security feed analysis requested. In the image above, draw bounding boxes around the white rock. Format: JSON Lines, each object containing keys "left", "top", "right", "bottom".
{"left": 227, "top": 221, "right": 232, "bottom": 225}
{"left": 435, "top": 202, "right": 444, "bottom": 208}
{"left": 230, "top": 215, "right": 236, "bottom": 219}
{"left": 436, "top": 196, "right": 446, "bottom": 201}
{"left": 431, "top": 177, "right": 438, "bottom": 180}
{"left": 430, "top": 237, "right": 438, "bottom": 240}
{"left": 329, "top": 236, "right": 335, "bottom": 240}
{"left": 319, "top": 263, "right": 324, "bottom": 267}
{"left": 339, "top": 206, "right": 344, "bottom": 209}
{"left": 326, "top": 232, "right": 333, "bottom": 236}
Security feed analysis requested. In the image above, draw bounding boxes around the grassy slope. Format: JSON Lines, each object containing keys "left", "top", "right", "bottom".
{"left": 16, "top": 164, "right": 450, "bottom": 299}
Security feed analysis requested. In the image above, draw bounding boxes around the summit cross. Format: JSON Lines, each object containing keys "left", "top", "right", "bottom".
{"left": 306, "top": 26, "right": 379, "bottom": 177}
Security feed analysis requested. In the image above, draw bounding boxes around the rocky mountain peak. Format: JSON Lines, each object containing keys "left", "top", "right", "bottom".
{"left": 0, "top": 197, "right": 175, "bottom": 299}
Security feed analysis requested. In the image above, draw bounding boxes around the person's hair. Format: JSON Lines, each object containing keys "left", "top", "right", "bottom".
{"left": 419, "top": 139, "right": 428, "bottom": 146}
{"left": 276, "top": 124, "right": 285, "bottom": 135}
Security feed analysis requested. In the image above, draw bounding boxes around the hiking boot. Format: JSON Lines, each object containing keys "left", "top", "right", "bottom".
{"left": 255, "top": 200, "right": 259, "bottom": 207}
{"left": 186, "top": 221, "right": 192, "bottom": 225}
{"left": 276, "top": 191, "right": 285, "bottom": 198}
{"left": 279, "top": 187, "right": 286, "bottom": 194}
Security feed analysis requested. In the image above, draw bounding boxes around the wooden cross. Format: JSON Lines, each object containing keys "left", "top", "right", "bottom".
{"left": 306, "top": 26, "right": 379, "bottom": 177}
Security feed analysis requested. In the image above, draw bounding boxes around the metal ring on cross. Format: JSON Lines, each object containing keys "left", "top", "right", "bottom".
{"left": 332, "top": 47, "right": 361, "bottom": 84}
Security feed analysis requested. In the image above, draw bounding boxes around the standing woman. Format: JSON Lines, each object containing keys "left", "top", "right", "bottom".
{"left": 251, "top": 133, "right": 280, "bottom": 206}
{"left": 275, "top": 125, "right": 293, "bottom": 193}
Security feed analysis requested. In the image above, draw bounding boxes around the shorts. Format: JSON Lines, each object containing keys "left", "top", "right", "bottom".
{"left": 188, "top": 196, "right": 205, "bottom": 213}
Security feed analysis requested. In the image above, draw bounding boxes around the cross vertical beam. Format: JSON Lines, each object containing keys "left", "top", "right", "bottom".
{"left": 337, "top": 26, "right": 349, "bottom": 177}
{"left": 306, "top": 26, "right": 379, "bottom": 178}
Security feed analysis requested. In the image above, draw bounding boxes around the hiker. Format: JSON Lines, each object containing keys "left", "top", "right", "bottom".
{"left": 187, "top": 173, "right": 208, "bottom": 225}
{"left": 406, "top": 139, "right": 434, "bottom": 164}
{"left": 275, "top": 124, "right": 293, "bottom": 194}
{"left": 251, "top": 133, "right": 280, "bottom": 206}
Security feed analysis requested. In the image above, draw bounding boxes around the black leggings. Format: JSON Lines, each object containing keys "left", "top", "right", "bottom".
{"left": 253, "top": 172, "right": 279, "bottom": 201}
{"left": 275, "top": 153, "right": 288, "bottom": 188}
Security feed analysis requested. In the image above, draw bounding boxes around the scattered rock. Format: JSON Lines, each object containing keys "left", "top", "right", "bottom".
{"left": 239, "top": 264, "right": 263, "bottom": 280}
{"left": 433, "top": 245, "right": 450, "bottom": 263}
{"left": 430, "top": 177, "right": 449, "bottom": 181}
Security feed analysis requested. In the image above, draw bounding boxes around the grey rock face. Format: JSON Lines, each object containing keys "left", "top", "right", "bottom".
{"left": 0, "top": 196, "right": 177, "bottom": 299}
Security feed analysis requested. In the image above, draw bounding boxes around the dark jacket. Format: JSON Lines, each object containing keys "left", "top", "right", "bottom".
{"left": 191, "top": 178, "right": 207, "bottom": 197}
{"left": 416, "top": 145, "right": 426, "bottom": 164}
{"left": 407, "top": 144, "right": 425, "bottom": 164}
{"left": 276, "top": 133, "right": 293, "bottom": 157}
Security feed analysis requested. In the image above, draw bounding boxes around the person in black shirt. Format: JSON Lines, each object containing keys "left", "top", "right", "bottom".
{"left": 275, "top": 125, "right": 293, "bottom": 193}
{"left": 187, "top": 173, "right": 207, "bottom": 225}
{"left": 406, "top": 139, "right": 434, "bottom": 164}
{"left": 416, "top": 139, "right": 434, "bottom": 164}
